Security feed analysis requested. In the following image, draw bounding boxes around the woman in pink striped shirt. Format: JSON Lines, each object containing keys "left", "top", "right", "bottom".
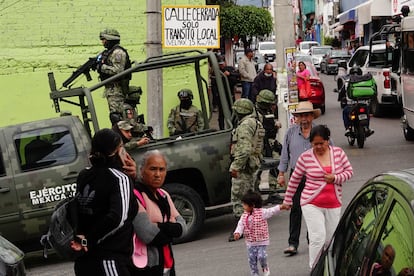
{"left": 282, "top": 125, "right": 353, "bottom": 269}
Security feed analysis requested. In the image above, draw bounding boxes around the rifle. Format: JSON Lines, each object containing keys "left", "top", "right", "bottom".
{"left": 62, "top": 56, "right": 99, "bottom": 88}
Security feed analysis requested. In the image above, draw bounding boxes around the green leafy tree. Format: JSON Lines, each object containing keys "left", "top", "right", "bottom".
{"left": 206, "top": 0, "right": 236, "bottom": 4}
{"left": 219, "top": 5, "right": 273, "bottom": 48}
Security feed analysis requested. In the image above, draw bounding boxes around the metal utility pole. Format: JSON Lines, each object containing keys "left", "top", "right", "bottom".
{"left": 146, "top": 0, "right": 163, "bottom": 137}
{"left": 274, "top": 0, "right": 295, "bottom": 139}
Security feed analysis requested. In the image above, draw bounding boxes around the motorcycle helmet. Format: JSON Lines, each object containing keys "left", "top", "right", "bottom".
{"left": 350, "top": 66, "right": 362, "bottom": 76}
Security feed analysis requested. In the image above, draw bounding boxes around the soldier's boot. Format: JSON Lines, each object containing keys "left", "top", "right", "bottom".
{"left": 228, "top": 216, "right": 243, "bottom": 242}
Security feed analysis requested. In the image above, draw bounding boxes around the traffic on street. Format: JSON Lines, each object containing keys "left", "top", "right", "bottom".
{"left": 24, "top": 72, "right": 414, "bottom": 276}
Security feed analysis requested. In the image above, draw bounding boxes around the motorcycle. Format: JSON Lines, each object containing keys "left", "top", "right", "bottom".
{"left": 335, "top": 66, "right": 376, "bottom": 148}
{"left": 345, "top": 100, "right": 371, "bottom": 148}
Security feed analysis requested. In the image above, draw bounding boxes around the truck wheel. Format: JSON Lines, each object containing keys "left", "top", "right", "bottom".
{"left": 163, "top": 183, "right": 205, "bottom": 244}
{"left": 403, "top": 123, "right": 414, "bottom": 141}
{"left": 370, "top": 97, "right": 382, "bottom": 117}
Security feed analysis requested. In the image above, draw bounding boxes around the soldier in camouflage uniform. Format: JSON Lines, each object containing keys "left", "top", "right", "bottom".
{"left": 229, "top": 98, "right": 265, "bottom": 241}
{"left": 97, "top": 28, "right": 131, "bottom": 124}
{"left": 255, "top": 89, "right": 283, "bottom": 204}
{"left": 167, "top": 89, "right": 204, "bottom": 136}
{"left": 112, "top": 120, "right": 150, "bottom": 151}
{"left": 122, "top": 86, "right": 153, "bottom": 139}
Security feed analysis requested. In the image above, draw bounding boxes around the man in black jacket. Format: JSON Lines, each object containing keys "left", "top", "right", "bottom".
{"left": 251, "top": 63, "right": 277, "bottom": 105}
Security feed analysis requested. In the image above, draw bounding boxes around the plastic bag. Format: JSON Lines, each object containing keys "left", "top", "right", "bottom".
{"left": 299, "top": 80, "right": 311, "bottom": 100}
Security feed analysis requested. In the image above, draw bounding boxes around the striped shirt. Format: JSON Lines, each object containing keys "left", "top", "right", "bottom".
{"left": 278, "top": 123, "right": 333, "bottom": 173}
{"left": 283, "top": 146, "right": 353, "bottom": 206}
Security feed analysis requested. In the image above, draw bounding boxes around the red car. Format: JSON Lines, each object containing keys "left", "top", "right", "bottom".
{"left": 298, "top": 61, "right": 326, "bottom": 114}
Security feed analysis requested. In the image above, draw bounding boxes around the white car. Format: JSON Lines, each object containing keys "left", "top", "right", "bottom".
{"left": 257, "top": 41, "right": 276, "bottom": 61}
{"left": 308, "top": 46, "right": 333, "bottom": 70}
{"left": 298, "top": 41, "right": 320, "bottom": 55}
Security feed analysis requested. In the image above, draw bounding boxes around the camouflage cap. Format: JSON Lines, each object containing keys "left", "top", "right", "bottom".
{"left": 256, "top": 89, "right": 275, "bottom": 104}
{"left": 233, "top": 98, "right": 254, "bottom": 115}
{"left": 117, "top": 120, "right": 133, "bottom": 131}
{"left": 100, "top": 28, "right": 120, "bottom": 41}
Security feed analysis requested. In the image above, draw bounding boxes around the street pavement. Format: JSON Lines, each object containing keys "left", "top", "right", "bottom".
{"left": 25, "top": 73, "right": 414, "bottom": 275}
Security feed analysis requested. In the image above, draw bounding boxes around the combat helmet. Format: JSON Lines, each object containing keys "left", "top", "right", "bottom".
{"left": 99, "top": 28, "right": 120, "bottom": 41}
{"left": 177, "top": 89, "right": 193, "bottom": 100}
{"left": 233, "top": 98, "right": 254, "bottom": 115}
{"left": 256, "top": 89, "right": 275, "bottom": 104}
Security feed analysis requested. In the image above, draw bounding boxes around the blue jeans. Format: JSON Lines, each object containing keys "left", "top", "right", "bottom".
{"left": 241, "top": 81, "right": 253, "bottom": 101}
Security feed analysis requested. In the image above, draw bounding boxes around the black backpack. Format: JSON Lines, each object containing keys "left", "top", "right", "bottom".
{"left": 40, "top": 196, "right": 84, "bottom": 261}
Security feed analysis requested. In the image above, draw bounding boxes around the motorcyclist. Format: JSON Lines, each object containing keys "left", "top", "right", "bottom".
{"left": 342, "top": 66, "right": 375, "bottom": 137}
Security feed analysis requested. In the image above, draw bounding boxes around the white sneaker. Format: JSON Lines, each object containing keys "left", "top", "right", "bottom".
{"left": 263, "top": 267, "right": 270, "bottom": 276}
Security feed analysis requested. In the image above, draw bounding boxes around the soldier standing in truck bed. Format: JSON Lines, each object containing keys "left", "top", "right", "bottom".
{"left": 167, "top": 89, "right": 204, "bottom": 136}
{"left": 96, "top": 28, "right": 131, "bottom": 124}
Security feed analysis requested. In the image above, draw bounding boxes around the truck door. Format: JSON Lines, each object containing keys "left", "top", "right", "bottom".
{"left": 0, "top": 117, "right": 90, "bottom": 245}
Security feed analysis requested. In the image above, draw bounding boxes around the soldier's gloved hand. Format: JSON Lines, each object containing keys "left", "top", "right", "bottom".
{"left": 96, "top": 59, "right": 105, "bottom": 73}
{"left": 157, "top": 222, "right": 183, "bottom": 238}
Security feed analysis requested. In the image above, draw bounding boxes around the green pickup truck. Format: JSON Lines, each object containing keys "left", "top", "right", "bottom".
{"left": 0, "top": 50, "right": 235, "bottom": 251}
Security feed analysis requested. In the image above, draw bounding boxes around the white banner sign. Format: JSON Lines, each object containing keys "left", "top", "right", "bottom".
{"left": 162, "top": 5, "right": 220, "bottom": 48}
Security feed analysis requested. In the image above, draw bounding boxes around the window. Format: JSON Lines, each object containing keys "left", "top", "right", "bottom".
{"left": 330, "top": 188, "right": 387, "bottom": 275}
{"left": 371, "top": 196, "right": 414, "bottom": 275}
{"left": 14, "top": 127, "right": 77, "bottom": 171}
{"left": 349, "top": 49, "right": 369, "bottom": 68}
{"left": 402, "top": 31, "right": 414, "bottom": 74}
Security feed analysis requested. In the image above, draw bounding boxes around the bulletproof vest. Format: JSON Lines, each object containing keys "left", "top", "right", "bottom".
{"left": 253, "top": 119, "right": 265, "bottom": 156}
{"left": 99, "top": 45, "right": 132, "bottom": 81}
{"left": 230, "top": 115, "right": 265, "bottom": 157}
{"left": 173, "top": 106, "right": 199, "bottom": 134}
{"left": 258, "top": 110, "right": 277, "bottom": 139}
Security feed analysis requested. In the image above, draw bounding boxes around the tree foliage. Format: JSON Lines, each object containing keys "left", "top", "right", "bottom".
{"left": 219, "top": 5, "right": 273, "bottom": 39}
{"left": 206, "top": 0, "right": 236, "bottom": 4}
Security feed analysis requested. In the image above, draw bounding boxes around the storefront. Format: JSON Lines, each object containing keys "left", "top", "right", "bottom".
{"left": 336, "top": 0, "right": 392, "bottom": 47}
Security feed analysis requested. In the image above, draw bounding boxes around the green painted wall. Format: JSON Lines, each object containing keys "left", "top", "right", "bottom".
{"left": 0, "top": 0, "right": 204, "bottom": 129}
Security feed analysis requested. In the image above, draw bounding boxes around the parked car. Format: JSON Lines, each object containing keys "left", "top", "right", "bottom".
{"left": 311, "top": 168, "right": 414, "bottom": 276}
{"left": 320, "top": 49, "right": 351, "bottom": 75}
{"left": 295, "top": 53, "right": 313, "bottom": 64}
{"left": 308, "top": 46, "right": 333, "bottom": 70}
{"left": 298, "top": 41, "right": 320, "bottom": 55}
{"left": 257, "top": 41, "right": 276, "bottom": 62}
{"left": 255, "top": 55, "right": 276, "bottom": 73}
{"left": 299, "top": 61, "right": 326, "bottom": 114}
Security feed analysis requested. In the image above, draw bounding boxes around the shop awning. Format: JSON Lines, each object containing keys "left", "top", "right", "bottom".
{"left": 329, "top": 22, "right": 343, "bottom": 32}
{"left": 356, "top": 0, "right": 373, "bottom": 25}
{"left": 337, "top": 8, "right": 356, "bottom": 24}
{"left": 337, "top": 0, "right": 392, "bottom": 25}
{"left": 357, "top": 0, "right": 391, "bottom": 24}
